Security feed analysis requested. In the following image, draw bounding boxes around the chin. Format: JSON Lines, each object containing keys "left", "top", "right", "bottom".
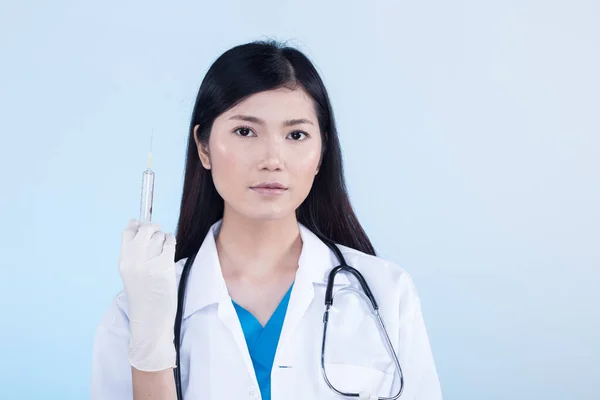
{"left": 248, "top": 211, "right": 291, "bottom": 221}
{"left": 240, "top": 205, "right": 295, "bottom": 222}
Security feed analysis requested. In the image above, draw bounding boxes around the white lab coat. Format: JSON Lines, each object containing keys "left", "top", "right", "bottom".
{"left": 91, "top": 221, "right": 442, "bottom": 399}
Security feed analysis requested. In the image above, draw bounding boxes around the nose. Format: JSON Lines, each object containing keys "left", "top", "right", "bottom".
{"left": 257, "top": 136, "right": 283, "bottom": 171}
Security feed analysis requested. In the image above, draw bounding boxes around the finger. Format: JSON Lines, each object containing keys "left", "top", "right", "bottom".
{"left": 135, "top": 223, "right": 161, "bottom": 243}
{"left": 155, "top": 233, "right": 176, "bottom": 266}
{"left": 121, "top": 219, "right": 140, "bottom": 243}
{"left": 160, "top": 233, "right": 177, "bottom": 258}
{"left": 147, "top": 231, "right": 166, "bottom": 259}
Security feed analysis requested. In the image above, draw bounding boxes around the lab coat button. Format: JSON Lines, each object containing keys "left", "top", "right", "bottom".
{"left": 247, "top": 387, "right": 259, "bottom": 398}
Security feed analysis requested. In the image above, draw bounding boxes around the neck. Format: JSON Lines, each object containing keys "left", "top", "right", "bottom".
{"left": 215, "top": 208, "right": 302, "bottom": 280}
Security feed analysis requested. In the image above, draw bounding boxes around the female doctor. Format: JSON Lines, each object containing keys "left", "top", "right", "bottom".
{"left": 91, "top": 40, "right": 442, "bottom": 400}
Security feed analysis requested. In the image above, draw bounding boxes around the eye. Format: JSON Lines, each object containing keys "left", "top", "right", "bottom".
{"left": 233, "top": 126, "right": 256, "bottom": 137}
{"left": 287, "top": 131, "right": 308, "bottom": 141}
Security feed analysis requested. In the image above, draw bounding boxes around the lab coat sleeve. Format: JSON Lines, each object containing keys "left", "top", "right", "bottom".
{"left": 394, "top": 272, "right": 443, "bottom": 399}
{"left": 90, "top": 291, "right": 133, "bottom": 400}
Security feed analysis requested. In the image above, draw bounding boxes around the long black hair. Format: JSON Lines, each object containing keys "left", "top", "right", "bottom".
{"left": 174, "top": 40, "right": 376, "bottom": 262}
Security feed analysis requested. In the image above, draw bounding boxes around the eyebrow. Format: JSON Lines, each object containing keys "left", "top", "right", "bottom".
{"left": 229, "top": 114, "right": 314, "bottom": 126}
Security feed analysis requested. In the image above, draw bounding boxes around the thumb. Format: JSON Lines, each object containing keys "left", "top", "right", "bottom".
{"left": 164, "top": 233, "right": 176, "bottom": 248}
{"left": 161, "top": 233, "right": 177, "bottom": 260}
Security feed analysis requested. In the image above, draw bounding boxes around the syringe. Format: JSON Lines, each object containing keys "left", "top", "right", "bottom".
{"left": 140, "top": 134, "right": 155, "bottom": 223}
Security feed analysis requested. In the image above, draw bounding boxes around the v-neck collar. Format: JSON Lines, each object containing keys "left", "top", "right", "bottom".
{"left": 232, "top": 283, "right": 294, "bottom": 333}
{"left": 232, "top": 283, "right": 294, "bottom": 368}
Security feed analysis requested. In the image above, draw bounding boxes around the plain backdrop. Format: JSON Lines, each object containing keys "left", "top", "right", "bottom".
{"left": 1, "top": 1, "right": 598, "bottom": 399}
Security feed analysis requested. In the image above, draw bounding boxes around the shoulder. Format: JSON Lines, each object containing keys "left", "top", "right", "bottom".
{"left": 335, "top": 244, "right": 421, "bottom": 305}
{"left": 336, "top": 244, "right": 413, "bottom": 284}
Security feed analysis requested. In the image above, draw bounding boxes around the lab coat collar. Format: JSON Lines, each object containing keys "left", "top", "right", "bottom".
{"left": 181, "top": 220, "right": 228, "bottom": 319}
{"left": 297, "top": 222, "right": 351, "bottom": 287}
{"left": 182, "top": 219, "right": 350, "bottom": 319}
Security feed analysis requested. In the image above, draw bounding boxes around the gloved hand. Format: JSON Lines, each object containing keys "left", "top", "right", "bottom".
{"left": 118, "top": 219, "right": 178, "bottom": 371}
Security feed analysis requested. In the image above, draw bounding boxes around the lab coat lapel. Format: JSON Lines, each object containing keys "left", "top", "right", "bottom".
{"left": 276, "top": 264, "right": 315, "bottom": 354}
{"left": 217, "top": 298, "right": 260, "bottom": 389}
{"left": 181, "top": 221, "right": 228, "bottom": 319}
{"left": 276, "top": 224, "right": 350, "bottom": 352}
{"left": 182, "top": 220, "right": 259, "bottom": 389}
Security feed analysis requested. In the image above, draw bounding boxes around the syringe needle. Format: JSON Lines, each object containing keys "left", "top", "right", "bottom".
{"left": 147, "top": 131, "right": 153, "bottom": 170}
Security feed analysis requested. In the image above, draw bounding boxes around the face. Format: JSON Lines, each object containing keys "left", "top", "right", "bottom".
{"left": 194, "top": 87, "right": 322, "bottom": 221}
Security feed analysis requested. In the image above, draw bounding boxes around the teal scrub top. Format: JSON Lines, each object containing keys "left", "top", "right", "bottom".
{"left": 232, "top": 284, "right": 294, "bottom": 400}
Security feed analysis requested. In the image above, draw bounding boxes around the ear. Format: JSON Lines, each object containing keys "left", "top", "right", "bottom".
{"left": 194, "top": 124, "right": 211, "bottom": 170}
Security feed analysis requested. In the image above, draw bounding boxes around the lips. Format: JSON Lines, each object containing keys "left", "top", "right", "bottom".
{"left": 250, "top": 182, "right": 288, "bottom": 196}
{"left": 251, "top": 182, "right": 287, "bottom": 190}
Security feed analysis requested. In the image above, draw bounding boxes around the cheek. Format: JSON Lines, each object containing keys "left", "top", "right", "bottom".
{"left": 292, "top": 146, "right": 321, "bottom": 182}
{"left": 305, "top": 148, "right": 321, "bottom": 170}
{"left": 209, "top": 141, "right": 249, "bottom": 191}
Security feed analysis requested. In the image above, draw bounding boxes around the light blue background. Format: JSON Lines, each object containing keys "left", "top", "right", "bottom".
{"left": 1, "top": 1, "right": 598, "bottom": 399}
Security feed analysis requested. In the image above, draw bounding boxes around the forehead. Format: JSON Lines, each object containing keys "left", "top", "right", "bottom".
{"left": 221, "top": 87, "right": 317, "bottom": 122}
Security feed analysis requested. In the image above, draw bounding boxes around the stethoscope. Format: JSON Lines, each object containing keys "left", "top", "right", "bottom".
{"left": 173, "top": 238, "right": 404, "bottom": 400}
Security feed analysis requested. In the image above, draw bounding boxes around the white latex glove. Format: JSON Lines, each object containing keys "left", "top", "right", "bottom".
{"left": 118, "top": 219, "right": 178, "bottom": 371}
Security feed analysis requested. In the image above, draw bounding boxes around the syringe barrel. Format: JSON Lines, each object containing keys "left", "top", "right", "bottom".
{"left": 140, "top": 168, "right": 155, "bottom": 223}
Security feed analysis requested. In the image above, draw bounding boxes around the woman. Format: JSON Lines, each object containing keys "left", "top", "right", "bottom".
{"left": 91, "top": 40, "right": 442, "bottom": 400}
